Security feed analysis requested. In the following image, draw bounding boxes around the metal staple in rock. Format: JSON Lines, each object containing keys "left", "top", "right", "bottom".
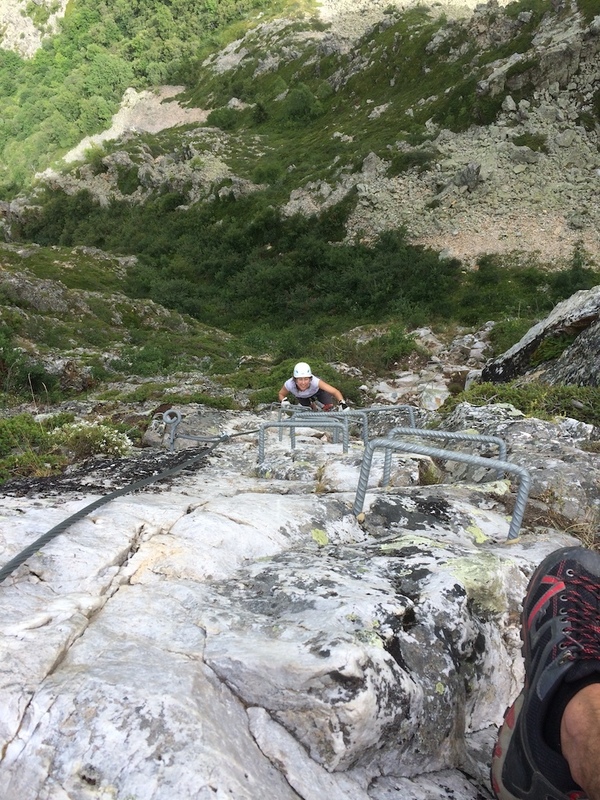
{"left": 291, "top": 408, "right": 370, "bottom": 444}
{"left": 353, "top": 438, "right": 531, "bottom": 541}
{"left": 363, "top": 404, "right": 417, "bottom": 428}
{"left": 161, "top": 408, "right": 226, "bottom": 453}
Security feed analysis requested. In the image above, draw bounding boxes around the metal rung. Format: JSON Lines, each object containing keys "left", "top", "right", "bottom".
{"left": 291, "top": 409, "right": 370, "bottom": 444}
{"left": 362, "top": 404, "right": 417, "bottom": 429}
{"left": 381, "top": 428, "right": 507, "bottom": 485}
{"left": 258, "top": 420, "right": 349, "bottom": 463}
{"left": 159, "top": 408, "right": 221, "bottom": 452}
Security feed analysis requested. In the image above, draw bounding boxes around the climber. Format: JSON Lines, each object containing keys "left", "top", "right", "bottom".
{"left": 491, "top": 545, "right": 600, "bottom": 800}
{"left": 278, "top": 362, "right": 348, "bottom": 412}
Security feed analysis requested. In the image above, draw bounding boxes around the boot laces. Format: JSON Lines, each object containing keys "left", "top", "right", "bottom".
{"left": 560, "top": 573, "right": 600, "bottom": 660}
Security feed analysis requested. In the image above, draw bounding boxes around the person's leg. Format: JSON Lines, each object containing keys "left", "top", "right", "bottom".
{"left": 315, "top": 388, "right": 335, "bottom": 405}
{"left": 491, "top": 545, "right": 600, "bottom": 800}
{"left": 315, "top": 388, "right": 335, "bottom": 410}
{"left": 561, "top": 684, "right": 600, "bottom": 800}
{"left": 296, "top": 396, "right": 319, "bottom": 411}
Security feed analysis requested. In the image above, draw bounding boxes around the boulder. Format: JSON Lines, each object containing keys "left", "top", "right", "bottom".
{"left": 481, "top": 285, "right": 600, "bottom": 384}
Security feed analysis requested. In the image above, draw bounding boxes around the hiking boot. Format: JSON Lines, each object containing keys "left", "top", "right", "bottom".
{"left": 321, "top": 403, "right": 334, "bottom": 412}
{"left": 491, "top": 545, "right": 600, "bottom": 800}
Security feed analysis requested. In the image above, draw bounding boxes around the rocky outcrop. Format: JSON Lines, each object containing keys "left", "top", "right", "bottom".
{"left": 542, "top": 318, "right": 600, "bottom": 386}
{"left": 0, "top": 0, "right": 68, "bottom": 58}
{"left": 441, "top": 401, "right": 600, "bottom": 529}
{"left": 0, "top": 284, "right": 597, "bottom": 797}
{"left": 0, "top": 401, "right": 595, "bottom": 799}
{"left": 278, "top": 3, "right": 600, "bottom": 264}
{"left": 481, "top": 285, "right": 600, "bottom": 384}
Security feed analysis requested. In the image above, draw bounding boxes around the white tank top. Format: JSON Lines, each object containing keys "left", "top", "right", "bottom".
{"left": 284, "top": 375, "right": 320, "bottom": 398}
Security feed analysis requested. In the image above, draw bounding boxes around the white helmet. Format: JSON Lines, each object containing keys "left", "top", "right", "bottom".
{"left": 293, "top": 362, "right": 312, "bottom": 378}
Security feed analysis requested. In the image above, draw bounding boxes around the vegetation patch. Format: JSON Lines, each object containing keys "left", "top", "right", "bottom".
{"left": 530, "top": 332, "right": 579, "bottom": 366}
{"left": 511, "top": 132, "right": 549, "bottom": 153}
{"left": 488, "top": 317, "right": 535, "bottom": 355}
{"left": 454, "top": 253, "right": 600, "bottom": 326}
{"left": 0, "top": 330, "right": 62, "bottom": 403}
{"left": 575, "top": 0, "right": 600, "bottom": 24}
{"left": 50, "top": 420, "right": 133, "bottom": 459}
{"left": 116, "top": 165, "right": 140, "bottom": 196}
{"left": 0, "top": 410, "right": 143, "bottom": 485}
{"left": 388, "top": 149, "right": 438, "bottom": 176}
{"left": 440, "top": 382, "right": 600, "bottom": 427}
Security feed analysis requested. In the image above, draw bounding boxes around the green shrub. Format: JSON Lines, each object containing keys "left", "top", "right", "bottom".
{"left": 252, "top": 99, "right": 269, "bottom": 123}
{"left": 548, "top": 250, "right": 599, "bottom": 298}
{"left": 0, "top": 450, "right": 66, "bottom": 483}
{"left": 0, "top": 330, "right": 62, "bottom": 401}
{"left": 512, "top": 132, "right": 548, "bottom": 153}
{"left": 0, "top": 412, "right": 76, "bottom": 483}
{"left": 430, "top": 76, "right": 504, "bottom": 131}
{"left": 207, "top": 107, "right": 240, "bottom": 130}
{"left": 166, "top": 393, "right": 236, "bottom": 409}
{"left": 505, "top": 57, "right": 538, "bottom": 83}
{"left": 489, "top": 318, "right": 535, "bottom": 355}
{"left": 85, "top": 144, "right": 109, "bottom": 175}
{"left": 50, "top": 420, "right": 133, "bottom": 460}
{"left": 349, "top": 326, "right": 421, "bottom": 373}
{"left": 116, "top": 382, "right": 167, "bottom": 403}
{"left": 248, "top": 386, "right": 278, "bottom": 407}
{"left": 578, "top": 110, "right": 597, "bottom": 131}
{"left": 0, "top": 413, "right": 50, "bottom": 458}
{"left": 17, "top": 186, "right": 600, "bottom": 349}
{"left": 282, "top": 83, "right": 323, "bottom": 123}
{"left": 593, "top": 87, "right": 600, "bottom": 122}
{"left": 530, "top": 333, "right": 579, "bottom": 366}
{"left": 109, "top": 343, "right": 196, "bottom": 377}
{"left": 388, "top": 149, "right": 437, "bottom": 176}
{"left": 455, "top": 256, "right": 549, "bottom": 324}
{"left": 116, "top": 165, "right": 140, "bottom": 195}
{"left": 252, "top": 161, "right": 284, "bottom": 184}
{"left": 575, "top": 0, "right": 600, "bottom": 24}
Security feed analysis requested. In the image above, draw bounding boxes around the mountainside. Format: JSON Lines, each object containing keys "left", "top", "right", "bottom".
{"left": 2, "top": 0, "right": 600, "bottom": 266}
{"left": 0, "top": 0, "right": 599, "bottom": 428}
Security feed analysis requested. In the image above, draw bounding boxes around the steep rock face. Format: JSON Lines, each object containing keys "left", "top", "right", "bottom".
{"left": 0, "top": 278, "right": 597, "bottom": 796}
{"left": 542, "top": 318, "right": 600, "bottom": 386}
{"left": 0, "top": 403, "right": 595, "bottom": 799}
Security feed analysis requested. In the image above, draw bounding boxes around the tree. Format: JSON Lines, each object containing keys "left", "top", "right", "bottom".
{"left": 283, "top": 83, "right": 323, "bottom": 123}
{"left": 78, "top": 96, "right": 113, "bottom": 133}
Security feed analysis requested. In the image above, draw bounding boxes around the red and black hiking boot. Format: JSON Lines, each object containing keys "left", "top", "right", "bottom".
{"left": 491, "top": 546, "right": 600, "bottom": 800}
{"left": 321, "top": 403, "right": 334, "bottom": 412}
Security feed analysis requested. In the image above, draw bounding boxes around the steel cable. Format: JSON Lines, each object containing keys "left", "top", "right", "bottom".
{"left": 0, "top": 429, "right": 259, "bottom": 586}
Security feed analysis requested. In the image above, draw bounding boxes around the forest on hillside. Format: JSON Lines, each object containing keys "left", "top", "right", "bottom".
{"left": 5, "top": 0, "right": 599, "bottom": 361}
{"left": 0, "top": 0, "right": 280, "bottom": 194}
